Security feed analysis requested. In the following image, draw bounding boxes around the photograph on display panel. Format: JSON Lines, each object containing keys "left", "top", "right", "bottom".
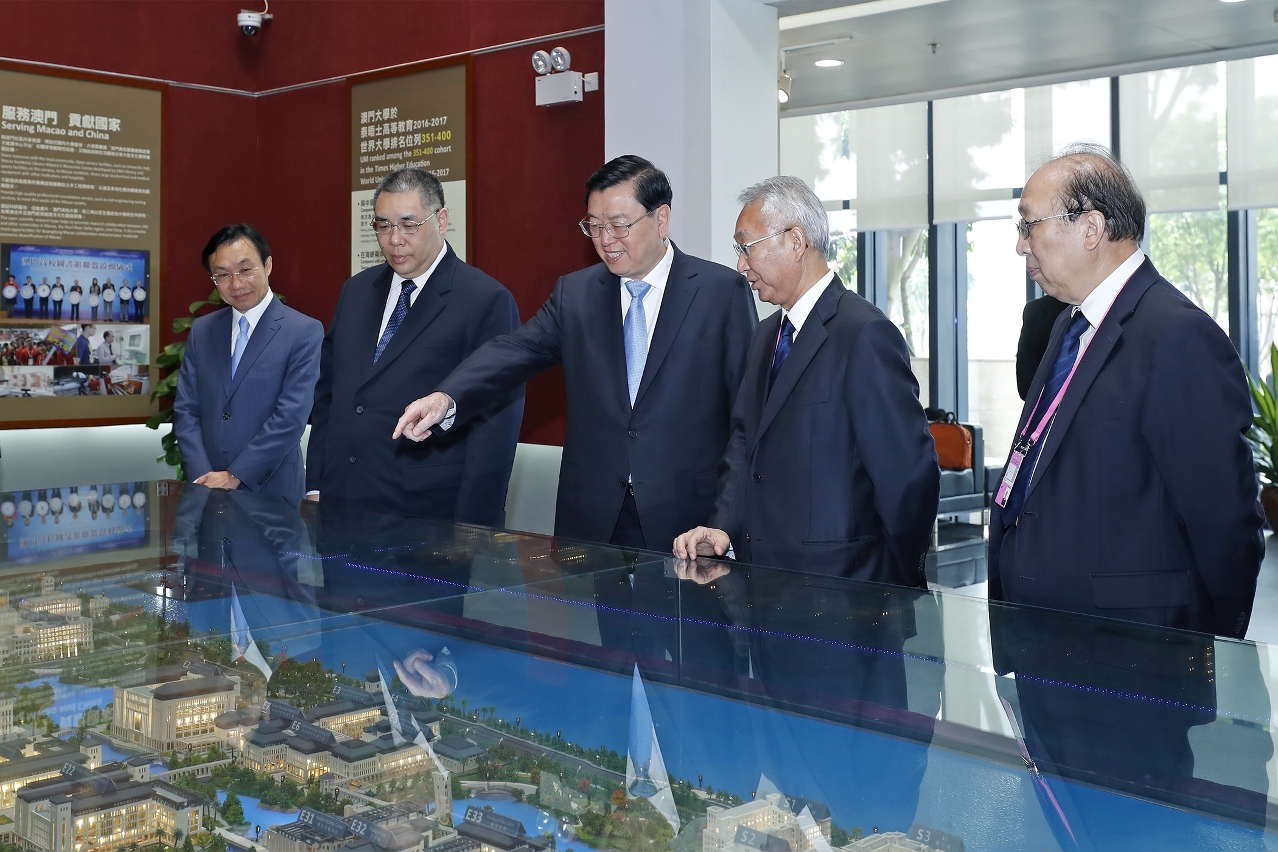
{"left": 0, "top": 66, "right": 161, "bottom": 425}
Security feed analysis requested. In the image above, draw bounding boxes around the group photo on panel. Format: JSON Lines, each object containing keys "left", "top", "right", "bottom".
{"left": 175, "top": 147, "right": 1265, "bottom": 641}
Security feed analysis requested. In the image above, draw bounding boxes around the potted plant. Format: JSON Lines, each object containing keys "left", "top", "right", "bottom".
{"left": 1245, "top": 344, "right": 1278, "bottom": 529}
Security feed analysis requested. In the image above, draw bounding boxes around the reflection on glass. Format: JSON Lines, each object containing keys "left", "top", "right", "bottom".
{"left": 966, "top": 219, "right": 1025, "bottom": 459}
{"left": 885, "top": 228, "right": 929, "bottom": 397}
{"left": 826, "top": 209, "right": 856, "bottom": 291}
{"left": 1259, "top": 208, "right": 1278, "bottom": 378}
{"left": 1149, "top": 189, "right": 1229, "bottom": 332}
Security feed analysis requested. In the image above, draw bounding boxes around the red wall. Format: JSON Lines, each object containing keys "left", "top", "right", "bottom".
{"left": 1, "top": 0, "right": 602, "bottom": 444}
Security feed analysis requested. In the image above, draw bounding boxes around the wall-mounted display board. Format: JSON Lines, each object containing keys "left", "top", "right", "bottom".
{"left": 350, "top": 61, "right": 468, "bottom": 275}
{"left": 0, "top": 67, "right": 162, "bottom": 425}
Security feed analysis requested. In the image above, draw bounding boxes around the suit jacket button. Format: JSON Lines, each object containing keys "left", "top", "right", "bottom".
{"left": 222, "top": 412, "right": 230, "bottom": 420}
{"left": 618, "top": 479, "right": 627, "bottom": 488}
{"left": 356, "top": 405, "right": 364, "bottom": 414}
{"left": 349, "top": 456, "right": 357, "bottom": 464}
{"left": 628, "top": 430, "right": 638, "bottom": 438}
{"left": 744, "top": 533, "right": 750, "bottom": 541}
{"left": 753, "top": 474, "right": 763, "bottom": 482}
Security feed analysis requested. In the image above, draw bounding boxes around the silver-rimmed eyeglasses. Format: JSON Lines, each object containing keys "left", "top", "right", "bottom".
{"left": 1015, "top": 212, "right": 1075, "bottom": 239}
{"left": 732, "top": 227, "right": 793, "bottom": 259}
{"left": 579, "top": 209, "right": 656, "bottom": 240}
{"left": 372, "top": 210, "right": 440, "bottom": 236}
{"left": 211, "top": 266, "right": 260, "bottom": 287}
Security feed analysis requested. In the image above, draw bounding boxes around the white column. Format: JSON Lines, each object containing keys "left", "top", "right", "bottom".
{"left": 605, "top": 0, "right": 778, "bottom": 271}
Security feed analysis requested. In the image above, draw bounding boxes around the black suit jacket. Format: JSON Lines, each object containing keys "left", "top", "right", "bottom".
{"left": 307, "top": 247, "right": 524, "bottom": 526}
{"left": 989, "top": 257, "right": 1264, "bottom": 638}
{"left": 710, "top": 277, "right": 939, "bottom": 585}
{"left": 1015, "top": 294, "right": 1068, "bottom": 400}
{"left": 438, "top": 245, "right": 757, "bottom": 550}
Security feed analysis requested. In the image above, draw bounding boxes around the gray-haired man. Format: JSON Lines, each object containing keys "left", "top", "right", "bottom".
{"left": 675, "top": 176, "right": 939, "bottom": 588}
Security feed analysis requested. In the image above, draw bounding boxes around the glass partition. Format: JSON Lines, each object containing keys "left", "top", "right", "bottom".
{"left": 2, "top": 481, "right": 1275, "bottom": 852}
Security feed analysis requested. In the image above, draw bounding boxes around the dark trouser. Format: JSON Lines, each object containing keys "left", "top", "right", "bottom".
{"left": 70, "top": 304, "right": 80, "bottom": 320}
{"left": 51, "top": 300, "right": 62, "bottom": 318}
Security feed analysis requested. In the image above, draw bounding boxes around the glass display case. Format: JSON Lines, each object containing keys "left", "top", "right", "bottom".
{"left": 0, "top": 481, "right": 1275, "bottom": 852}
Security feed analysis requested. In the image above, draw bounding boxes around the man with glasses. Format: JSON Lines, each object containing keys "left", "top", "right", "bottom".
{"left": 307, "top": 167, "right": 523, "bottom": 525}
{"left": 174, "top": 223, "right": 323, "bottom": 502}
{"left": 394, "top": 155, "right": 757, "bottom": 554}
{"left": 674, "top": 176, "right": 939, "bottom": 588}
{"left": 988, "top": 143, "right": 1263, "bottom": 638}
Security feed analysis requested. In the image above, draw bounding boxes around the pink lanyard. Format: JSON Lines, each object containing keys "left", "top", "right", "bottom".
{"left": 1019, "top": 329, "right": 1092, "bottom": 445}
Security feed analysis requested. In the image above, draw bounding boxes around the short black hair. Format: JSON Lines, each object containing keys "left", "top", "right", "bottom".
{"left": 201, "top": 223, "right": 272, "bottom": 272}
{"left": 584, "top": 155, "right": 673, "bottom": 210}
{"left": 373, "top": 168, "right": 445, "bottom": 212}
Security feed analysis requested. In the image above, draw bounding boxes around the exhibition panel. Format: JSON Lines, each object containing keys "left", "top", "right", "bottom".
{"left": 0, "top": 481, "right": 1274, "bottom": 852}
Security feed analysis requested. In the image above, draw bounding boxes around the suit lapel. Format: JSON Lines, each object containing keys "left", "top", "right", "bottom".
{"left": 210, "top": 308, "right": 234, "bottom": 399}
{"left": 1022, "top": 260, "right": 1159, "bottom": 503}
{"left": 363, "top": 250, "right": 454, "bottom": 385}
{"left": 633, "top": 247, "right": 698, "bottom": 408}
{"left": 358, "top": 266, "right": 395, "bottom": 386}
{"left": 227, "top": 297, "right": 285, "bottom": 399}
{"left": 752, "top": 277, "right": 843, "bottom": 448}
{"left": 593, "top": 266, "right": 632, "bottom": 414}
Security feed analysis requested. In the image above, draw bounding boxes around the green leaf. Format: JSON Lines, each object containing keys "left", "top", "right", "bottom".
{"left": 172, "top": 316, "right": 194, "bottom": 334}
{"left": 189, "top": 300, "right": 211, "bottom": 314}
{"left": 145, "top": 409, "right": 173, "bottom": 429}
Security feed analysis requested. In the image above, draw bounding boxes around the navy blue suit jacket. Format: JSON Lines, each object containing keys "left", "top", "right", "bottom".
{"left": 710, "top": 277, "right": 939, "bottom": 585}
{"left": 989, "top": 258, "right": 1264, "bottom": 638}
{"left": 438, "top": 245, "right": 758, "bottom": 550}
{"left": 174, "top": 294, "right": 323, "bottom": 503}
{"left": 306, "top": 247, "right": 523, "bottom": 526}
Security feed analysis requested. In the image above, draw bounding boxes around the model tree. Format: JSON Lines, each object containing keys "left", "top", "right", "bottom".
{"left": 221, "top": 791, "right": 245, "bottom": 825}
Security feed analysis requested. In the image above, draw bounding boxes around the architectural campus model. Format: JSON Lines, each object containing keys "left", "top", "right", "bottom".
{"left": 0, "top": 569, "right": 956, "bottom": 852}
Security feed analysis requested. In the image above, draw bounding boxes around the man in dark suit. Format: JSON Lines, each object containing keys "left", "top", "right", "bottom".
{"left": 307, "top": 168, "right": 523, "bottom": 526}
{"left": 674, "top": 176, "right": 939, "bottom": 585}
{"left": 174, "top": 223, "right": 324, "bottom": 503}
{"left": 990, "top": 144, "right": 1264, "bottom": 638}
{"left": 1016, "top": 294, "right": 1068, "bottom": 400}
{"left": 393, "top": 156, "right": 757, "bottom": 551}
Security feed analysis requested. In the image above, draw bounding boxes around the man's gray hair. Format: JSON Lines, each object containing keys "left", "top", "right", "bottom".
{"left": 373, "top": 167, "right": 446, "bottom": 212}
{"left": 1041, "top": 143, "right": 1146, "bottom": 244}
{"left": 737, "top": 176, "right": 829, "bottom": 256}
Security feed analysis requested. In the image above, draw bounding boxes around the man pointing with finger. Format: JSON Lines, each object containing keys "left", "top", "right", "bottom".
{"left": 395, "top": 156, "right": 757, "bottom": 552}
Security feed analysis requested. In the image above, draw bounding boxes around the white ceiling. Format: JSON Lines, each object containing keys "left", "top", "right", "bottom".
{"left": 774, "top": 0, "right": 1278, "bottom": 114}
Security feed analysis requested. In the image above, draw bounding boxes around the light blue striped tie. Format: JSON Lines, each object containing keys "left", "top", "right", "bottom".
{"left": 624, "top": 279, "right": 651, "bottom": 406}
{"left": 231, "top": 315, "right": 249, "bottom": 377}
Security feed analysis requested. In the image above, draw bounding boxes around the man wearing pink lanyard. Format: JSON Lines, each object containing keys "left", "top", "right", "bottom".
{"left": 990, "top": 143, "right": 1263, "bottom": 639}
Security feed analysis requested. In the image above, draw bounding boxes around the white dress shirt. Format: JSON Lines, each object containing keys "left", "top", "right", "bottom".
{"left": 1075, "top": 247, "right": 1145, "bottom": 356}
{"left": 379, "top": 243, "right": 450, "bottom": 340}
{"left": 231, "top": 289, "right": 275, "bottom": 353}
{"left": 783, "top": 269, "right": 836, "bottom": 338}
{"left": 620, "top": 242, "right": 674, "bottom": 347}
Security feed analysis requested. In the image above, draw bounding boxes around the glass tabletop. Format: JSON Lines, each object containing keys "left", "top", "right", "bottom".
{"left": 1, "top": 479, "right": 1275, "bottom": 852}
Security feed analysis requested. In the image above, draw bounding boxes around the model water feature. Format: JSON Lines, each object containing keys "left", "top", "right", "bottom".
{"left": 217, "top": 789, "right": 300, "bottom": 838}
{"left": 17, "top": 674, "right": 113, "bottom": 729}
{"left": 453, "top": 793, "right": 606, "bottom": 852}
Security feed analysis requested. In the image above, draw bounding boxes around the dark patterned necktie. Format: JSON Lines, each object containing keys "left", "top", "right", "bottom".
{"left": 767, "top": 317, "right": 795, "bottom": 398}
{"left": 373, "top": 281, "right": 416, "bottom": 364}
{"left": 1003, "top": 308, "right": 1091, "bottom": 522}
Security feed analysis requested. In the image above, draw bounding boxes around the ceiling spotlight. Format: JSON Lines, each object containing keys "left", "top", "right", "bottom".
{"left": 814, "top": 59, "right": 844, "bottom": 68}
{"left": 550, "top": 46, "right": 572, "bottom": 72}
{"left": 778, "top": 71, "right": 793, "bottom": 104}
{"left": 532, "top": 50, "right": 552, "bottom": 75}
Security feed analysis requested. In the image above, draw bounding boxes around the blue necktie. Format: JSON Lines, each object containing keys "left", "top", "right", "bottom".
{"left": 373, "top": 281, "right": 417, "bottom": 364}
{"left": 1004, "top": 308, "right": 1091, "bottom": 522}
{"left": 624, "top": 280, "right": 652, "bottom": 405}
{"left": 231, "top": 315, "right": 250, "bottom": 377}
{"left": 767, "top": 317, "right": 795, "bottom": 397}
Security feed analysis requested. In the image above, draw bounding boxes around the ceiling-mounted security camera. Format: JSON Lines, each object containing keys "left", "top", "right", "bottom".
{"left": 238, "top": 1, "right": 273, "bottom": 36}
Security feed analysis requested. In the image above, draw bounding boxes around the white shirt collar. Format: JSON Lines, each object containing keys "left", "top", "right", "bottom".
{"left": 784, "top": 269, "right": 836, "bottom": 336}
{"left": 621, "top": 242, "right": 674, "bottom": 292}
{"left": 392, "top": 242, "right": 450, "bottom": 292}
{"left": 1079, "top": 248, "right": 1144, "bottom": 329}
{"left": 232, "top": 288, "right": 274, "bottom": 330}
